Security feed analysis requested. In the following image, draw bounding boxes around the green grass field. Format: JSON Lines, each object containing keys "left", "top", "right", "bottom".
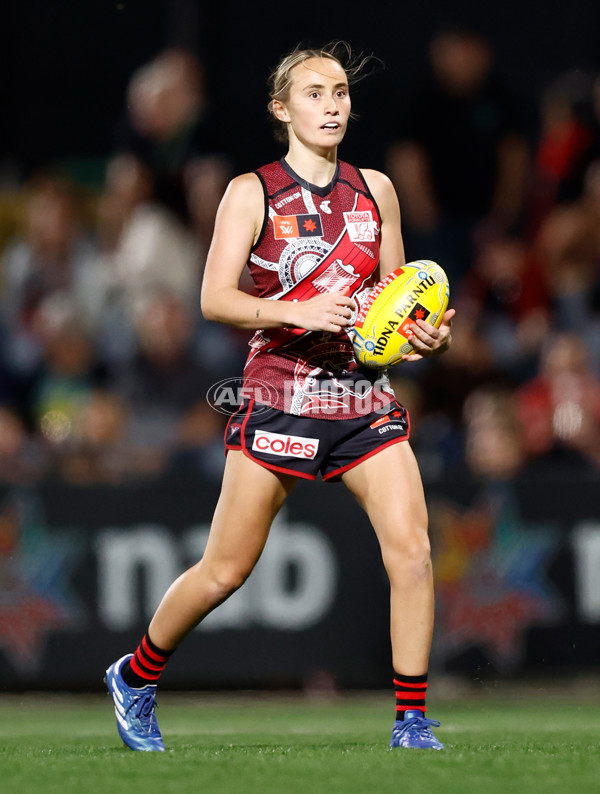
{"left": 1, "top": 691, "right": 599, "bottom": 794}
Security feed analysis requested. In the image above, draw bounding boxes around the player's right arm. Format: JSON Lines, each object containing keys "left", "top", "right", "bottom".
{"left": 201, "top": 174, "right": 355, "bottom": 333}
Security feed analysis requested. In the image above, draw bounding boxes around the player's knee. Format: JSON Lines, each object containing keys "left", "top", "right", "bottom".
{"left": 384, "top": 532, "right": 432, "bottom": 583}
{"left": 207, "top": 564, "right": 252, "bottom": 601}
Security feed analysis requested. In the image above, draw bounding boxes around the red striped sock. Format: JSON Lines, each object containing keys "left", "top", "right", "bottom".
{"left": 121, "top": 632, "right": 173, "bottom": 688}
{"left": 393, "top": 672, "right": 428, "bottom": 720}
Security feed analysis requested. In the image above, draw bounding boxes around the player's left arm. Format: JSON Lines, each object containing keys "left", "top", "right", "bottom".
{"left": 360, "top": 168, "right": 405, "bottom": 280}
{"left": 361, "top": 168, "right": 455, "bottom": 360}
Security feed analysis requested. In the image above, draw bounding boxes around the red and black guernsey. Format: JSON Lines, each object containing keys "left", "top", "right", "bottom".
{"left": 244, "top": 158, "right": 395, "bottom": 420}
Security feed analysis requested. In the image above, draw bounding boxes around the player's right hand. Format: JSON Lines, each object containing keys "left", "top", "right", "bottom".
{"left": 290, "top": 289, "right": 357, "bottom": 333}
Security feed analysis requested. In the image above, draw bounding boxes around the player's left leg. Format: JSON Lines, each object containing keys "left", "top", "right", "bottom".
{"left": 341, "top": 440, "right": 444, "bottom": 749}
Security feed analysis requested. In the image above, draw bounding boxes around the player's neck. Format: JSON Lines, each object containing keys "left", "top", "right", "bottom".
{"left": 284, "top": 143, "right": 338, "bottom": 188}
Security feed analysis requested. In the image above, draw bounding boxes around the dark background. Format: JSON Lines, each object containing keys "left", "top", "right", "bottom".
{"left": 4, "top": 0, "right": 600, "bottom": 176}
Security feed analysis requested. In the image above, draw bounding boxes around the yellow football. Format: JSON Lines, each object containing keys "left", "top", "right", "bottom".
{"left": 352, "top": 260, "right": 450, "bottom": 369}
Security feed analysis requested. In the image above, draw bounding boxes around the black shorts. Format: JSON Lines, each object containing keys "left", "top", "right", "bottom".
{"left": 224, "top": 398, "right": 410, "bottom": 481}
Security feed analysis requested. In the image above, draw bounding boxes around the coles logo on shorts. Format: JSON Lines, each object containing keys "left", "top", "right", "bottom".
{"left": 252, "top": 430, "right": 319, "bottom": 459}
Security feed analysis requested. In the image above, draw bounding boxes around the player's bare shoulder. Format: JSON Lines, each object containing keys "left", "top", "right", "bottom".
{"left": 215, "top": 171, "right": 265, "bottom": 244}
{"left": 359, "top": 169, "right": 401, "bottom": 223}
{"left": 222, "top": 172, "right": 264, "bottom": 211}
{"left": 359, "top": 169, "right": 397, "bottom": 205}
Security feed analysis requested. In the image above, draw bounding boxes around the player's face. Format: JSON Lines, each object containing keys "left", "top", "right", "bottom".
{"left": 276, "top": 57, "right": 351, "bottom": 149}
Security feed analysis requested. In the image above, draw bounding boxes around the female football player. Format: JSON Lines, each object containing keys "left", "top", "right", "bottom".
{"left": 106, "top": 42, "right": 454, "bottom": 752}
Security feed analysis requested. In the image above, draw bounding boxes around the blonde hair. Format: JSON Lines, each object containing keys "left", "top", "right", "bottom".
{"left": 267, "top": 41, "right": 375, "bottom": 143}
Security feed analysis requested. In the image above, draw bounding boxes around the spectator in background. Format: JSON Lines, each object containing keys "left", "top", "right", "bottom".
{"left": 94, "top": 152, "right": 205, "bottom": 368}
{"left": 95, "top": 50, "right": 235, "bottom": 367}
{"left": 387, "top": 27, "right": 529, "bottom": 287}
{"left": 0, "top": 175, "right": 110, "bottom": 376}
{"left": 412, "top": 313, "right": 506, "bottom": 435}
{"left": 533, "top": 158, "right": 600, "bottom": 373}
{"left": 456, "top": 234, "right": 551, "bottom": 380}
{"left": 389, "top": 374, "right": 463, "bottom": 482}
{"left": 526, "top": 70, "right": 598, "bottom": 239}
{"left": 516, "top": 332, "right": 600, "bottom": 470}
{"left": 17, "top": 289, "right": 225, "bottom": 485}
{"left": 110, "top": 289, "right": 225, "bottom": 479}
{"left": 57, "top": 390, "right": 140, "bottom": 485}
{"left": 14, "top": 292, "right": 154, "bottom": 486}
{"left": 19, "top": 293, "right": 108, "bottom": 448}
{"left": 463, "top": 387, "right": 525, "bottom": 480}
{"left": 113, "top": 48, "right": 231, "bottom": 248}
{"left": 0, "top": 406, "right": 44, "bottom": 483}
{"left": 100, "top": 155, "right": 202, "bottom": 307}
{"left": 96, "top": 154, "right": 154, "bottom": 254}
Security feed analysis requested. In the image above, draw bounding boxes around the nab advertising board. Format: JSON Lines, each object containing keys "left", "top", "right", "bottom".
{"left": 1, "top": 471, "right": 599, "bottom": 689}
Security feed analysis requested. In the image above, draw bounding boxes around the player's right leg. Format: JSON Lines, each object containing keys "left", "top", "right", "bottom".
{"left": 105, "top": 450, "right": 296, "bottom": 751}
{"left": 148, "top": 450, "right": 296, "bottom": 648}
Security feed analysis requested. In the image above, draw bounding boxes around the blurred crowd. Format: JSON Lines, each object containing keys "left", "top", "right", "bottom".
{"left": 388, "top": 28, "right": 600, "bottom": 483}
{"left": 2, "top": 31, "right": 600, "bottom": 486}
{"left": 0, "top": 48, "right": 242, "bottom": 485}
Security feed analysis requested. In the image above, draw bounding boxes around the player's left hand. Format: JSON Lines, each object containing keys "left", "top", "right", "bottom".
{"left": 401, "top": 308, "right": 455, "bottom": 362}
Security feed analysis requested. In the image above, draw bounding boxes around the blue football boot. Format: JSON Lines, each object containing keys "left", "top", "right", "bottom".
{"left": 390, "top": 709, "right": 444, "bottom": 750}
{"left": 105, "top": 653, "right": 165, "bottom": 752}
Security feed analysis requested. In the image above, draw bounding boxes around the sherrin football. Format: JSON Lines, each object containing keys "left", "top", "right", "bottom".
{"left": 352, "top": 260, "right": 450, "bottom": 369}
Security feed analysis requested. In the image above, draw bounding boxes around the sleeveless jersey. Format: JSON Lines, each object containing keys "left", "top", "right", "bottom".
{"left": 243, "top": 158, "right": 395, "bottom": 420}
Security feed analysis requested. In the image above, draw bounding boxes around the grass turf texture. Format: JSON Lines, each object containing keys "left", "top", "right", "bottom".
{"left": 1, "top": 692, "right": 599, "bottom": 794}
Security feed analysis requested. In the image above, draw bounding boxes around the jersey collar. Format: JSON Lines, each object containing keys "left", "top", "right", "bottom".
{"left": 280, "top": 158, "right": 340, "bottom": 197}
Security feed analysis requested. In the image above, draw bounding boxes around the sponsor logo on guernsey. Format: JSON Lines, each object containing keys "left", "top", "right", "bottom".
{"left": 343, "top": 210, "right": 378, "bottom": 242}
{"left": 274, "top": 191, "right": 301, "bottom": 209}
{"left": 319, "top": 200, "right": 332, "bottom": 214}
{"left": 273, "top": 214, "right": 323, "bottom": 239}
{"left": 252, "top": 430, "right": 319, "bottom": 459}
